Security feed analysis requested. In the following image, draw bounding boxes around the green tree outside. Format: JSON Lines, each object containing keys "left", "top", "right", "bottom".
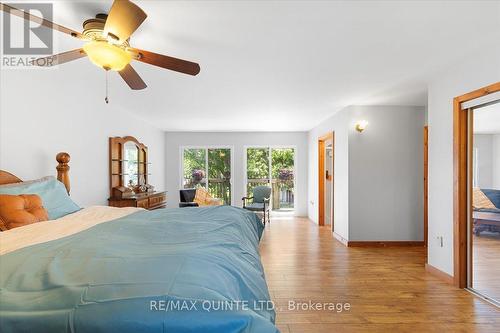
{"left": 182, "top": 147, "right": 294, "bottom": 208}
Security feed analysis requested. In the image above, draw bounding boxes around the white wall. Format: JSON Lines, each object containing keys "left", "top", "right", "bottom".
{"left": 308, "top": 105, "right": 425, "bottom": 242}
{"left": 493, "top": 135, "right": 500, "bottom": 189}
{"left": 348, "top": 106, "right": 425, "bottom": 241}
{"left": 164, "top": 132, "right": 308, "bottom": 216}
{"left": 0, "top": 65, "right": 165, "bottom": 207}
{"left": 473, "top": 135, "right": 494, "bottom": 188}
{"left": 427, "top": 45, "right": 500, "bottom": 275}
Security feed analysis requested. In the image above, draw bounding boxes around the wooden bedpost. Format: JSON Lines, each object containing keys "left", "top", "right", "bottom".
{"left": 56, "top": 152, "right": 70, "bottom": 194}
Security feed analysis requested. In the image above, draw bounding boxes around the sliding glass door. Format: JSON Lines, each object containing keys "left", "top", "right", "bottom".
{"left": 182, "top": 147, "right": 232, "bottom": 205}
{"left": 246, "top": 147, "right": 270, "bottom": 200}
{"left": 468, "top": 101, "right": 500, "bottom": 305}
{"left": 245, "top": 147, "right": 295, "bottom": 211}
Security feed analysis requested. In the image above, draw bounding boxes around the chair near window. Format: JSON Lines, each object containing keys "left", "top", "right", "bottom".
{"left": 179, "top": 189, "right": 198, "bottom": 207}
{"left": 179, "top": 187, "right": 223, "bottom": 207}
{"left": 242, "top": 186, "right": 272, "bottom": 225}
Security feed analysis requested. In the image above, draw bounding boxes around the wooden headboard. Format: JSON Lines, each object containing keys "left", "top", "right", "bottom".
{"left": 0, "top": 152, "right": 71, "bottom": 194}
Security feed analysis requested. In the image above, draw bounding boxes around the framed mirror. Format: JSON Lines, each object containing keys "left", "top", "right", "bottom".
{"left": 109, "top": 136, "right": 149, "bottom": 197}
{"left": 124, "top": 141, "right": 139, "bottom": 187}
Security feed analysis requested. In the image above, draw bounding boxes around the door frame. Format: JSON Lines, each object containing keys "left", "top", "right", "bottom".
{"left": 318, "top": 132, "right": 334, "bottom": 230}
{"left": 243, "top": 145, "right": 298, "bottom": 212}
{"left": 424, "top": 126, "right": 429, "bottom": 248}
{"left": 453, "top": 82, "right": 500, "bottom": 288}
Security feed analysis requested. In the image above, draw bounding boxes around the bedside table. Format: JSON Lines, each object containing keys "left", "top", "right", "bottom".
{"left": 108, "top": 191, "right": 167, "bottom": 210}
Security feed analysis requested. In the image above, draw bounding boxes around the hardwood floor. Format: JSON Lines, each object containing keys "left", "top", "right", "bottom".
{"left": 259, "top": 217, "right": 500, "bottom": 333}
{"left": 473, "top": 232, "right": 500, "bottom": 301}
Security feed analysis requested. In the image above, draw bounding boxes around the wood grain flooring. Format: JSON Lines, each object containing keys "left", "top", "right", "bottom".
{"left": 259, "top": 217, "right": 500, "bottom": 333}
{"left": 473, "top": 233, "right": 500, "bottom": 301}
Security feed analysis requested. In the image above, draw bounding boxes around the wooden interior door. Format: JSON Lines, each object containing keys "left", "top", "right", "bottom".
{"left": 318, "top": 132, "right": 334, "bottom": 229}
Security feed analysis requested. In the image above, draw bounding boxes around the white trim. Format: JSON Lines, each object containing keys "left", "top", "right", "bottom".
{"left": 461, "top": 92, "right": 500, "bottom": 110}
{"left": 465, "top": 288, "right": 500, "bottom": 308}
{"left": 179, "top": 145, "right": 235, "bottom": 206}
{"left": 472, "top": 147, "right": 479, "bottom": 188}
{"left": 243, "top": 145, "right": 298, "bottom": 213}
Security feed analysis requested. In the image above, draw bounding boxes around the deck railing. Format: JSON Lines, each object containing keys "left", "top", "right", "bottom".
{"left": 183, "top": 178, "right": 294, "bottom": 209}
{"left": 184, "top": 178, "right": 231, "bottom": 205}
{"left": 247, "top": 179, "right": 294, "bottom": 210}
{"left": 207, "top": 179, "right": 231, "bottom": 205}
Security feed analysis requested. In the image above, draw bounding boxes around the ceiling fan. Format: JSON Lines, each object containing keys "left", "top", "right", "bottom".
{"left": 0, "top": 0, "right": 201, "bottom": 91}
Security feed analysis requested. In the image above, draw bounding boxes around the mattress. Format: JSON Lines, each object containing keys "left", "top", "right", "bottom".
{"left": 0, "top": 205, "right": 277, "bottom": 333}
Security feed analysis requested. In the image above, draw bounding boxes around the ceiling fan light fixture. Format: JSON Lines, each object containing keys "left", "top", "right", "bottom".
{"left": 83, "top": 40, "right": 131, "bottom": 71}
{"left": 1, "top": 0, "right": 201, "bottom": 94}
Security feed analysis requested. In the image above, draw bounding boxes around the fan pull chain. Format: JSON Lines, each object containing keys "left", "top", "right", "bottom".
{"left": 105, "top": 70, "right": 109, "bottom": 104}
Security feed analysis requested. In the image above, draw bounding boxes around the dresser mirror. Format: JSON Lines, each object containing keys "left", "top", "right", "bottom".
{"left": 124, "top": 141, "right": 139, "bottom": 186}
{"left": 109, "top": 136, "right": 149, "bottom": 195}
{"left": 108, "top": 136, "right": 167, "bottom": 210}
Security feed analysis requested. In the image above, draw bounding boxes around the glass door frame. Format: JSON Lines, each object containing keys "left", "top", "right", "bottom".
{"left": 454, "top": 82, "right": 500, "bottom": 290}
{"left": 466, "top": 107, "right": 475, "bottom": 294}
{"left": 179, "top": 145, "right": 235, "bottom": 206}
{"left": 466, "top": 102, "right": 500, "bottom": 306}
{"left": 243, "top": 145, "right": 297, "bottom": 212}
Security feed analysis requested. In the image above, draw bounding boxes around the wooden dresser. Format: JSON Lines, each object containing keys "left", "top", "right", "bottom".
{"left": 108, "top": 136, "right": 166, "bottom": 210}
{"left": 108, "top": 191, "right": 167, "bottom": 210}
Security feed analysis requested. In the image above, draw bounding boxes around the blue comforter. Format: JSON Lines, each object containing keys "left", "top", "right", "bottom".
{"left": 0, "top": 206, "right": 278, "bottom": 333}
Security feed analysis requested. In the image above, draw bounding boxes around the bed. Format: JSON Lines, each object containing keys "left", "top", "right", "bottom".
{"left": 473, "top": 188, "right": 500, "bottom": 235}
{"left": 0, "top": 154, "right": 278, "bottom": 333}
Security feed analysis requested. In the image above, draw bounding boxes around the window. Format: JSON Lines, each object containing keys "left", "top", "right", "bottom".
{"left": 245, "top": 147, "right": 295, "bottom": 211}
{"left": 181, "top": 147, "right": 232, "bottom": 205}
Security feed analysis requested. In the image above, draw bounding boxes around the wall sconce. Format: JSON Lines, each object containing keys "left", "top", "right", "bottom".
{"left": 355, "top": 120, "right": 368, "bottom": 133}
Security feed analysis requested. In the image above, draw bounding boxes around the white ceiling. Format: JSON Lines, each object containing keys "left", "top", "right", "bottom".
{"left": 27, "top": 1, "right": 500, "bottom": 130}
{"left": 474, "top": 103, "right": 500, "bottom": 134}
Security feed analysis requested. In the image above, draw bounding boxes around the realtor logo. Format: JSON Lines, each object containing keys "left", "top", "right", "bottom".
{"left": 1, "top": 2, "right": 56, "bottom": 69}
{"left": 2, "top": 3, "right": 53, "bottom": 55}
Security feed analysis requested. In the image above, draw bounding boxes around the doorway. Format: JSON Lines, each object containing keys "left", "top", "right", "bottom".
{"left": 318, "top": 132, "right": 334, "bottom": 230}
{"left": 453, "top": 81, "right": 500, "bottom": 305}
{"left": 245, "top": 146, "right": 296, "bottom": 213}
{"left": 469, "top": 102, "right": 500, "bottom": 303}
{"left": 181, "top": 146, "right": 233, "bottom": 205}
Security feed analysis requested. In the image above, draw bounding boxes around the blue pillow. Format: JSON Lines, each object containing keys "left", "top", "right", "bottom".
{"left": 0, "top": 176, "right": 80, "bottom": 219}
{"left": 482, "top": 189, "right": 500, "bottom": 209}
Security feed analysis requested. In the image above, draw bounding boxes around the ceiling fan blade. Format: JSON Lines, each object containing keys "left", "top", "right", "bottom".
{"left": 103, "top": 0, "right": 147, "bottom": 43}
{"left": 0, "top": 3, "right": 84, "bottom": 39}
{"left": 119, "top": 64, "right": 147, "bottom": 90}
{"left": 30, "top": 49, "right": 86, "bottom": 67}
{"left": 129, "top": 48, "right": 200, "bottom": 76}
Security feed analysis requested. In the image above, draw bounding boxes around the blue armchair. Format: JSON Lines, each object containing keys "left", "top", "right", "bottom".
{"left": 242, "top": 186, "right": 272, "bottom": 225}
